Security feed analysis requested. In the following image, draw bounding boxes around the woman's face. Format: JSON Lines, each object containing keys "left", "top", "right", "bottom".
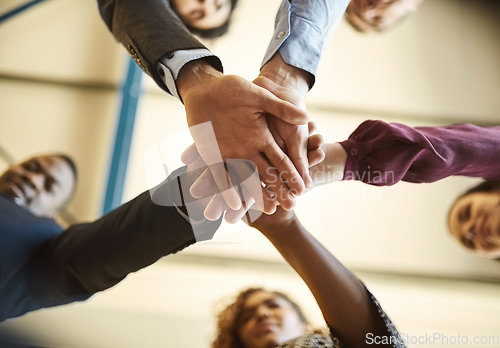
{"left": 448, "top": 192, "right": 500, "bottom": 258}
{"left": 237, "top": 291, "right": 307, "bottom": 348}
{"left": 170, "top": 0, "right": 231, "bottom": 30}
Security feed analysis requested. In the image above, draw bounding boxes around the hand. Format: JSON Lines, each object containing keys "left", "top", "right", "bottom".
{"left": 237, "top": 126, "right": 323, "bottom": 228}
{"left": 254, "top": 52, "right": 313, "bottom": 189}
{"left": 305, "top": 121, "right": 325, "bottom": 169}
{"left": 177, "top": 60, "right": 310, "bottom": 214}
{"left": 181, "top": 121, "right": 325, "bottom": 224}
{"left": 244, "top": 205, "right": 298, "bottom": 236}
{"left": 265, "top": 115, "right": 310, "bottom": 188}
{"left": 182, "top": 143, "right": 263, "bottom": 223}
{"left": 180, "top": 157, "right": 220, "bottom": 221}
{"left": 225, "top": 123, "right": 325, "bottom": 224}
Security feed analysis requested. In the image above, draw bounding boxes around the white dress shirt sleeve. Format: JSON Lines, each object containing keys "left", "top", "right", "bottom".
{"left": 156, "top": 48, "right": 221, "bottom": 100}
{"left": 262, "top": 0, "right": 351, "bottom": 88}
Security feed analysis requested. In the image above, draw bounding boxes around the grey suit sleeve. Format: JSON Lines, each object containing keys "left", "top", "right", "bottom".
{"left": 97, "top": 0, "right": 222, "bottom": 94}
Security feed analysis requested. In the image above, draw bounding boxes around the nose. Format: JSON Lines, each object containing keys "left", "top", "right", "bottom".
{"left": 23, "top": 170, "right": 45, "bottom": 193}
{"left": 363, "top": 7, "right": 384, "bottom": 26}
{"left": 465, "top": 216, "right": 492, "bottom": 248}
{"left": 254, "top": 305, "right": 273, "bottom": 321}
{"left": 198, "top": 0, "right": 218, "bottom": 14}
{"left": 465, "top": 225, "right": 476, "bottom": 239}
{"left": 364, "top": 4, "right": 381, "bottom": 18}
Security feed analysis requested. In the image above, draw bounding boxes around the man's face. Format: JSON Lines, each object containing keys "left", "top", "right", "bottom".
{"left": 346, "top": 0, "right": 423, "bottom": 32}
{"left": 0, "top": 155, "right": 75, "bottom": 217}
{"left": 170, "top": 0, "right": 231, "bottom": 30}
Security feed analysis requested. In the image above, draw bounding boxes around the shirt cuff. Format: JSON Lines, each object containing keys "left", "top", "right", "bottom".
{"left": 339, "top": 139, "right": 361, "bottom": 182}
{"left": 157, "top": 49, "right": 222, "bottom": 101}
{"left": 261, "top": 0, "right": 291, "bottom": 70}
{"left": 261, "top": 0, "right": 350, "bottom": 89}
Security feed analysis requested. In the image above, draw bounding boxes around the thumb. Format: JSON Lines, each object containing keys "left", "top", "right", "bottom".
{"left": 257, "top": 88, "right": 309, "bottom": 125}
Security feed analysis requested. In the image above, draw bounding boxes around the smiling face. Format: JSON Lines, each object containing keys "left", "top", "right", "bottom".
{"left": 170, "top": 0, "right": 232, "bottom": 30}
{"left": 448, "top": 191, "right": 500, "bottom": 259}
{"left": 345, "top": 0, "right": 423, "bottom": 32}
{"left": 237, "top": 291, "right": 307, "bottom": 348}
{"left": 0, "top": 155, "right": 76, "bottom": 218}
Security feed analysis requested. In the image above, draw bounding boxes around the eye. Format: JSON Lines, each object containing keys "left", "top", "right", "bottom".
{"left": 44, "top": 177, "right": 56, "bottom": 194}
{"left": 267, "top": 301, "right": 280, "bottom": 309}
{"left": 239, "top": 311, "right": 253, "bottom": 323}
{"left": 464, "top": 205, "right": 471, "bottom": 219}
{"left": 23, "top": 162, "right": 39, "bottom": 173}
{"left": 459, "top": 204, "right": 471, "bottom": 222}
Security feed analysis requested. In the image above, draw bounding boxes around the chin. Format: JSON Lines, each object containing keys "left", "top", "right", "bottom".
{"left": 262, "top": 341, "right": 279, "bottom": 348}
{"left": 259, "top": 336, "right": 280, "bottom": 348}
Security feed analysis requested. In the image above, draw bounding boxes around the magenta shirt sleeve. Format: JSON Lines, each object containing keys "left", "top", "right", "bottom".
{"left": 339, "top": 120, "right": 500, "bottom": 186}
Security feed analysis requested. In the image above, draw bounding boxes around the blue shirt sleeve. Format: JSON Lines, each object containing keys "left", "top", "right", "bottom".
{"left": 262, "top": 0, "right": 351, "bottom": 88}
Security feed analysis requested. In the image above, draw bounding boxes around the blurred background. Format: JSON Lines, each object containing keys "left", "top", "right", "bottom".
{"left": 0, "top": 0, "right": 499, "bottom": 347}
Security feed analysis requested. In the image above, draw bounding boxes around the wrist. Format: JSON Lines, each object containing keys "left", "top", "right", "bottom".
{"left": 257, "top": 214, "right": 301, "bottom": 238}
{"left": 259, "top": 53, "right": 310, "bottom": 98}
{"left": 310, "top": 143, "right": 347, "bottom": 187}
{"left": 177, "top": 59, "right": 223, "bottom": 101}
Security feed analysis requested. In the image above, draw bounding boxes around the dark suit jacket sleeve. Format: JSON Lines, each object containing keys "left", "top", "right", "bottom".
{"left": 30, "top": 177, "right": 222, "bottom": 309}
{"left": 97, "top": 0, "right": 214, "bottom": 93}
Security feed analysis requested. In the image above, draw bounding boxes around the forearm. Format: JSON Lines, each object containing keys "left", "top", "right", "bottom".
{"left": 261, "top": 221, "right": 390, "bottom": 347}
{"left": 341, "top": 120, "right": 500, "bottom": 185}
{"left": 36, "top": 173, "right": 221, "bottom": 302}
{"left": 36, "top": 192, "right": 194, "bottom": 297}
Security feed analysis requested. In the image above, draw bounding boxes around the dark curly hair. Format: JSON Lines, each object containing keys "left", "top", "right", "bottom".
{"left": 211, "top": 287, "right": 328, "bottom": 348}
{"left": 461, "top": 180, "right": 500, "bottom": 197}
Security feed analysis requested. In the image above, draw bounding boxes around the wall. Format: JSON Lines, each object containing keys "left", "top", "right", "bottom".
{"left": 0, "top": 0, "right": 499, "bottom": 347}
